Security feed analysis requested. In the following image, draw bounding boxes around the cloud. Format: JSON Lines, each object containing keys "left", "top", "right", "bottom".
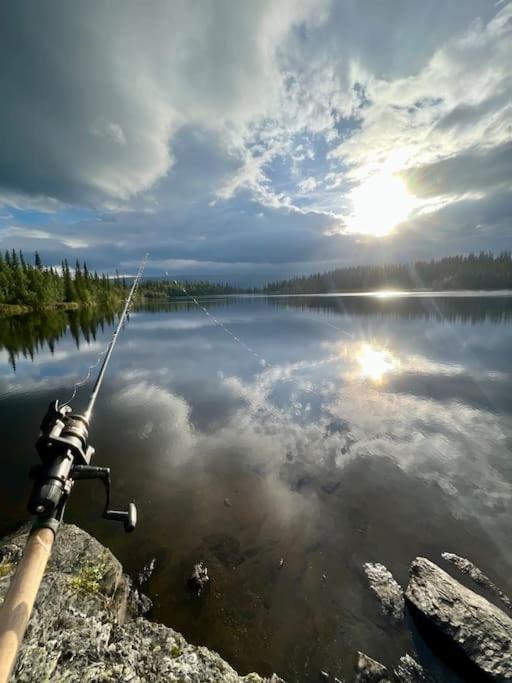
{"left": 0, "top": 0, "right": 322, "bottom": 209}
{"left": 0, "top": 1, "right": 510, "bottom": 278}
{"left": 102, "top": 341, "right": 512, "bottom": 540}
{"left": 403, "top": 141, "right": 512, "bottom": 198}
{"left": 0, "top": 226, "right": 89, "bottom": 251}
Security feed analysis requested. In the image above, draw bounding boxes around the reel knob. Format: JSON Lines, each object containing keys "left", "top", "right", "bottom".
{"left": 125, "top": 502, "right": 137, "bottom": 533}
{"left": 104, "top": 502, "right": 137, "bottom": 533}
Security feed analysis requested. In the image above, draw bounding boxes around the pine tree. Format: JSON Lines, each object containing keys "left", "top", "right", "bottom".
{"left": 63, "top": 259, "right": 75, "bottom": 302}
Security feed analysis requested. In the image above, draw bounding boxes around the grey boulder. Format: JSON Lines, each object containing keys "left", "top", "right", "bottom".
{"left": 405, "top": 557, "right": 512, "bottom": 683}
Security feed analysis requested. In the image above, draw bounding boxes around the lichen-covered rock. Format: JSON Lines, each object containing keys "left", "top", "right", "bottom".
{"left": 393, "top": 654, "right": 426, "bottom": 682}
{"left": 405, "top": 557, "right": 512, "bottom": 683}
{"left": 362, "top": 562, "right": 404, "bottom": 622}
{"left": 0, "top": 524, "right": 275, "bottom": 682}
{"left": 442, "top": 552, "right": 512, "bottom": 612}
{"left": 354, "top": 652, "right": 390, "bottom": 682}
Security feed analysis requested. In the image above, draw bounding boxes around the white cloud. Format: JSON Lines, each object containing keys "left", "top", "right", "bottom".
{"left": 297, "top": 177, "right": 318, "bottom": 193}
{"left": 329, "top": 4, "right": 512, "bottom": 187}
{"left": 0, "top": 226, "right": 88, "bottom": 250}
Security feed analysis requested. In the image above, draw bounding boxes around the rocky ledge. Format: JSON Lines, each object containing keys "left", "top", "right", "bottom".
{"left": 0, "top": 524, "right": 280, "bottom": 683}
{"left": 2, "top": 524, "right": 512, "bottom": 682}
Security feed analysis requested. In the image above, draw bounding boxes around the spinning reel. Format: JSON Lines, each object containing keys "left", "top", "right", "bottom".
{"left": 28, "top": 401, "right": 137, "bottom": 533}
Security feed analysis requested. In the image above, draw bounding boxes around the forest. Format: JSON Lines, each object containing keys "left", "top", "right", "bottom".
{"left": 1, "top": 250, "right": 511, "bottom": 316}
{"left": 262, "top": 252, "right": 512, "bottom": 294}
{"left": 0, "top": 250, "right": 126, "bottom": 312}
{"left": 138, "top": 279, "right": 254, "bottom": 299}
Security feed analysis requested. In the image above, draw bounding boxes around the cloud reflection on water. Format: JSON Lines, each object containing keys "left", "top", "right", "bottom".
{"left": 1, "top": 295, "right": 512, "bottom": 678}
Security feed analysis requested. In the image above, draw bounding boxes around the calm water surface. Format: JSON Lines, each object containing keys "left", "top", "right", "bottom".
{"left": 1, "top": 294, "right": 511, "bottom": 681}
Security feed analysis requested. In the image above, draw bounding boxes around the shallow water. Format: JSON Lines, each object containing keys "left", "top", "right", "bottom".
{"left": 1, "top": 294, "right": 511, "bottom": 681}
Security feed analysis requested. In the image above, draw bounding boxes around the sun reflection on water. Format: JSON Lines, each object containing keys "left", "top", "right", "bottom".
{"left": 357, "top": 343, "right": 397, "bottom": 383}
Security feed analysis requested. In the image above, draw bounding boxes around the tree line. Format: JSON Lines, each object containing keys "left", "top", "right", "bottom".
{"left": 1, "top": 250, "right": 511, "bottom": 311}
{"left": 262, "top": 252, "right": 512, "bottom": 294}
{"left": 0, "top": 249, "right": 127, "bottom": 309}
{"left": 138, "top": 279, "right": 255, "bottom": 299}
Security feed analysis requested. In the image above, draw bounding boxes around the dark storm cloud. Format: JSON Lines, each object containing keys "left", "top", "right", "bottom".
{"left": 0, "top": 2, "right": 171, "bottom": 206}
{"left": 404, "top": 143, "right": 512, "bottom": 198}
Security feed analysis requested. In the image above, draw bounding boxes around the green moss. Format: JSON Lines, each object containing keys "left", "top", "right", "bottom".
{"left": 170, "top": 644, "right": 183, "bottom": 658}
{"left": 70, "top": 563, "right": 105, "bottom": 594}
{"left": 0, "top": 563, "right": 13, "bottom": 578}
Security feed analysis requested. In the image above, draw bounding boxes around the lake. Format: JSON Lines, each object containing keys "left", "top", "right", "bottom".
{"left": 1, "top": 293, "right": 511, "bottom": 681}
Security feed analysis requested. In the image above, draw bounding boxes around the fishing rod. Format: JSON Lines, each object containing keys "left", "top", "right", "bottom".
{"left": 0, "top": 255, "right": 148, "bottom": 683}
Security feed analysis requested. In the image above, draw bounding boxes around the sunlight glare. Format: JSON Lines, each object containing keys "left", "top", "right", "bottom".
{"left": 347, "top": 173, "right": 415, "bottom": 236}
{"left": 357, "top": 344, "right": 397, "bottom": 383}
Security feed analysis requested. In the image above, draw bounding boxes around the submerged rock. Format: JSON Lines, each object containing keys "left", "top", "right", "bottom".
{"left": 405, "top": 557, "right": 512, "bottom": 682}
{"left": 363, "top": 562, "right": 405, "bottom": 622}
{"left": 393, "top": 654, "right": 426, "bottom": 682}
{"left": 135, "top": 556, "right": 156, "bottom": 589}
{"left": 0, "top": 524, "right": 275, "bottom": 682}
{"left": 188, "top": 560, "right": 210, "bottom": 595}
{"left": 442, "top": 552, "right": 512, "bottom": 612}
{"left": 128, "top": 585, "right": 153, "bottom": 617}
{"left": 354, "top": 652, "right": 390, "bottom": 682}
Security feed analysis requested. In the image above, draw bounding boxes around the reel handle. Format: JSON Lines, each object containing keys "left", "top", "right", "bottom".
{"left": 104, "top": 502, "right": 137, "bottom": 533}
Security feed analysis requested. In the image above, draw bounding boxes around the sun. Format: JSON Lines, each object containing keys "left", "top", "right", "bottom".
{"left": 347, "top": 172, "right": 415, "bottom": 236}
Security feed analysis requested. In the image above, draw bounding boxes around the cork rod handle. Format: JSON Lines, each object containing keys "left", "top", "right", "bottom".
{"left": 0, "top": 527, "right": 54, "bottom": 683}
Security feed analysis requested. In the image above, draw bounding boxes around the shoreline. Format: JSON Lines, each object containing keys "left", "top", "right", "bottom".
{"left": 0, "top": 300, "right": 121, "bottom": 318}
{"left": 0, "top": 523, "right": 279, "bottom": 682}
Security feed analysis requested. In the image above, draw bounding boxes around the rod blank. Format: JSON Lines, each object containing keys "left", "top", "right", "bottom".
{"left": 83, "top": 255, "right": 147, "bottom": 423}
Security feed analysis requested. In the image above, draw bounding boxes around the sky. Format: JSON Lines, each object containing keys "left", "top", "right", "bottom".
{"left": 0, "top": 0, "right": 511, "bottom": 283}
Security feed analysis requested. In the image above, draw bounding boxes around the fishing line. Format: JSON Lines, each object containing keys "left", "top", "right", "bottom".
{"left": 175, "top": 283, "right": 355, "bottom": 371}
{"left": 59, "top": 349, "right": 108, "bottom": 408}
{"left": 174, "top": 282, "right": 341, "bottom": 413}
{"left": 60, "top": 255, "right": 148, "bottom": 411}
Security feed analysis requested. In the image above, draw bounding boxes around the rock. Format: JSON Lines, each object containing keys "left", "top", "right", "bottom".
{"left": 0, "top": 523, "right": 274, "bottom": 682}
{"left": 127, "top": 584, "right": 153, "bottom": 617}
{"left": 320, "top": 671, "right": 329, "bottom": 679}
{"left": 188, "top": 560, "right": 210, "bottom": 595}
{"left": 405, "top": 557, "right": 512, "bottom": 682}
{"left": 363, "top": 562, "right": 404, "bottom": 622}
{"left": 442, "top": 552, "right": 512, "bottom": 612}
{"left": 135, "top": 556, "right": 156, "bottom": 589}
{"left": 393, "top": 654, "right": 426, "bottom": 682}
{"left": 354, "top": 652, "right": 391, "bottom": 682}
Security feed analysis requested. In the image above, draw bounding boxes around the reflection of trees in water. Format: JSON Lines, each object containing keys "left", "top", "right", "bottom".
{"left": 0, "top": 308, "right": 117, "bottom": 371}
{"left": 137, "top": 294, "right": 512, "bottom": 324}
{"left": 265, "top": 295, "right": 512, "bottom": 324}
{"left": 2, "top": 296, "right": 510, "bottom": 372}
